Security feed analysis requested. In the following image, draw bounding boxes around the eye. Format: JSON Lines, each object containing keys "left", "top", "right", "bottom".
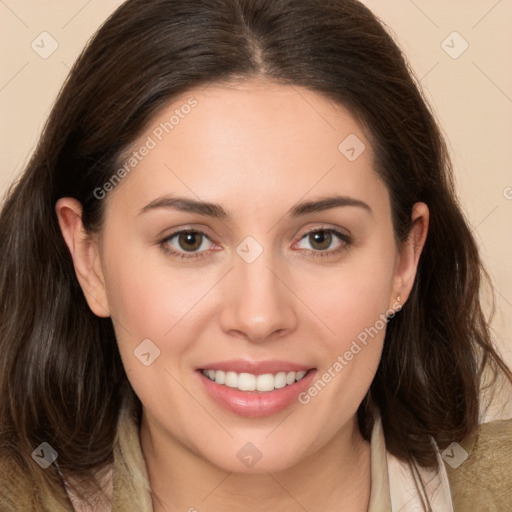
{"left": 161, "top": 230, "right": 215, "bottom": 258}
{"left": 295, "top": 228, "right": 350, "bottom": 255}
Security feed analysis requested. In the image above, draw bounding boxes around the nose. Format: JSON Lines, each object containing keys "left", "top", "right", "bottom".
{"left": 219, "top": 252, "right": 298, "bottom": 343}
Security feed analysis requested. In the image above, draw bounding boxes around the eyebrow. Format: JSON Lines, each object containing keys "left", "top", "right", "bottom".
{"left": 138, "top": 195, "right": 372, "bottom": 218}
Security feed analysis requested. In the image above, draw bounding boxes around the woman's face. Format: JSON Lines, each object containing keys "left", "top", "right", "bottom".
{"left": 63, "top": 80, "right": 426, "bottom": 473}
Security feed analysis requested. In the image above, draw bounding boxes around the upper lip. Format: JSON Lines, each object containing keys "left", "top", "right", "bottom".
{"left": 198, "top": 359, "right": 314, "bottom": 375}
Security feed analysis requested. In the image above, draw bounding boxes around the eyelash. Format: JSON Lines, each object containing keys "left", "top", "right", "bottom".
{"left": 159, "top": 227, "right": 351, "bottom": 260}
{"left": 297, "top": 227, "right": 351, "bottom": 259}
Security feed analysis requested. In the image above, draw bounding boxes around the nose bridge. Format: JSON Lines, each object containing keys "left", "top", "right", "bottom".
{"left": 219, "top": 242, "right": 297, "bottom": 341}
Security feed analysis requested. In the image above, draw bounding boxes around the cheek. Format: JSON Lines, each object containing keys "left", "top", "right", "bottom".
{"left": 299, "top": 243, "right": 396, "bottom": 346}
{"left": 101, "top": 237, "right": 216, "bottom": 340}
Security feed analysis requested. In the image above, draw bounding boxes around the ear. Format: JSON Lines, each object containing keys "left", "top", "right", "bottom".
{"left": 390, "top": 202, "right": 429, "bottom": 307}
{"left": 55, "top": 197, "right": 110, "bottom": 317}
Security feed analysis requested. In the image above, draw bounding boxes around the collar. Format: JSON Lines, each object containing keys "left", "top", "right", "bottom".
{"left": 369, "top": 411, "right": 454, "bottom": 512}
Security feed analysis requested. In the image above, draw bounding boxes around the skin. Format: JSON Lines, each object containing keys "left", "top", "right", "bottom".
{"left": 57, "top": 79, "right": 429, "bottom": 512}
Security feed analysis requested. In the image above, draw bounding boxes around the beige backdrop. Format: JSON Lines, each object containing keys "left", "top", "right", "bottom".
{"left": 1, "top": 1, "right": 511, "bottom": 412}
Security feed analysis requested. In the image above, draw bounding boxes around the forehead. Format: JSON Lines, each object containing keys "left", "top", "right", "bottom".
{"left": 106, "top": 80, "right": 387, "bottom": 218}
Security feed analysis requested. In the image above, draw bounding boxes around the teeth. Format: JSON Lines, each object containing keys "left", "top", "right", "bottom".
{"left": 275, "top": 371, "right": 287, "bottom": 389}
{"left": 238, "top": 373, "right": 256, "bottom": 391}
{"left": 202, "top": 369, "right": 309, "bottom": 392}
{"left": 225, "top": 371, "right": 238, "bottom": 388}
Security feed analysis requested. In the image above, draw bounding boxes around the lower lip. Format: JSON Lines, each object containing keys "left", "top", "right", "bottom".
{"left": 197, "top": 369, "right": 317, "bottom": 418}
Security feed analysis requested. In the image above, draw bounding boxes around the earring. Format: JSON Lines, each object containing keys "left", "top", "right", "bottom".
{"left": 397, "top": 295, "right": 401, "bottom": 303}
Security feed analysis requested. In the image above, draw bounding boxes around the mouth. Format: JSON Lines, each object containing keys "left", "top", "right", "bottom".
{"left": 196, "top": 361, "right": 317, "bottom": 417}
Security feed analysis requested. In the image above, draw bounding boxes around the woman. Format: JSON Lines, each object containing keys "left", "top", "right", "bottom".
{"left": 0, "top": 0, "right": 510, "bottom": 510}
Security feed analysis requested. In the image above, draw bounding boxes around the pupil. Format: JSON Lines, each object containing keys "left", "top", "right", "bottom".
{"left": 179, "top": 232, "right": 202, "bottom": 251}
{"left": 310, "top": 231, "right": 331, "bottom": 250}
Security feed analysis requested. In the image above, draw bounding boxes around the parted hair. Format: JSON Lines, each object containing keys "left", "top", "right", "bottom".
{"left": 1, "top": 0, "right": 510, "bottom": 506}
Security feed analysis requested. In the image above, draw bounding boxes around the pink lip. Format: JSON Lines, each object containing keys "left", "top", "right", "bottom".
{"left": 197, "top": 359, "right": 313, "bottom": 375}
{"left": 197, "top": 366, "right": 317, "bottom": 418}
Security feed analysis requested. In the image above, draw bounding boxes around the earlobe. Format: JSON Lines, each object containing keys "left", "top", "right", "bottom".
{"left": 390, "top": 202, "right": 429, "bottom": 306}
{"left": 55, "top": 198, "right": 111, "bottom": 318}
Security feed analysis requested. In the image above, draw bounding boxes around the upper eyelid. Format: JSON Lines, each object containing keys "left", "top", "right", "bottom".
{"left": 299, "top": 226, "right": 350, "bottom": 238}
{"left": 160, "top": 226, "right": 216, "bottom": 242}
{"left": 162, "top": 229, "right": 217, "bottom": 247}
{"left": 293, "top": 227, "right": 350, "bottom": 249}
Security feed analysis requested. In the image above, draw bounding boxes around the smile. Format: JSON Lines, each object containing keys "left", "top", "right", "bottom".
{"left": 198, "top": 365, "right": 317, "bottom": 417}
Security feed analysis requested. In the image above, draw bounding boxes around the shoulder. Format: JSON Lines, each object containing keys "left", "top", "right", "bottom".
{"left": 445, "top": 418, "right": 512, "bottom": 512}
{"left": 0, "top": 448, "right": 38, "bottom": 511}
{"left": 0, "top": 446, "right": 41, "bottom": 510}
{"left": 0, "top": 446, "right": 73, "bottom": 512}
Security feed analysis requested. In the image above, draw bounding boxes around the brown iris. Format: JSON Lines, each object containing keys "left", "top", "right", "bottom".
{"left": 308, "top": 230, "right": 332, "bottom": 250}
{"left": 178, "top": 232, "right": 203, "bottom": 251}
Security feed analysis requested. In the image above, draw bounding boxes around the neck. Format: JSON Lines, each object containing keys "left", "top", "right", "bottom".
{"left": 140, "top": 413, "right": 371, "bottom": 512}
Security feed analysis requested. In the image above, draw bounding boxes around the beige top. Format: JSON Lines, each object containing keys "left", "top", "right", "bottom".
{"left": 2, "top": 401, "right": 511, "bottom": 511}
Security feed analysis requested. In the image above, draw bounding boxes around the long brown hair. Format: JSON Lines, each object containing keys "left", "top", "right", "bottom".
{"left": 1, "top": 0, "right": 510, "bottom": 505}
